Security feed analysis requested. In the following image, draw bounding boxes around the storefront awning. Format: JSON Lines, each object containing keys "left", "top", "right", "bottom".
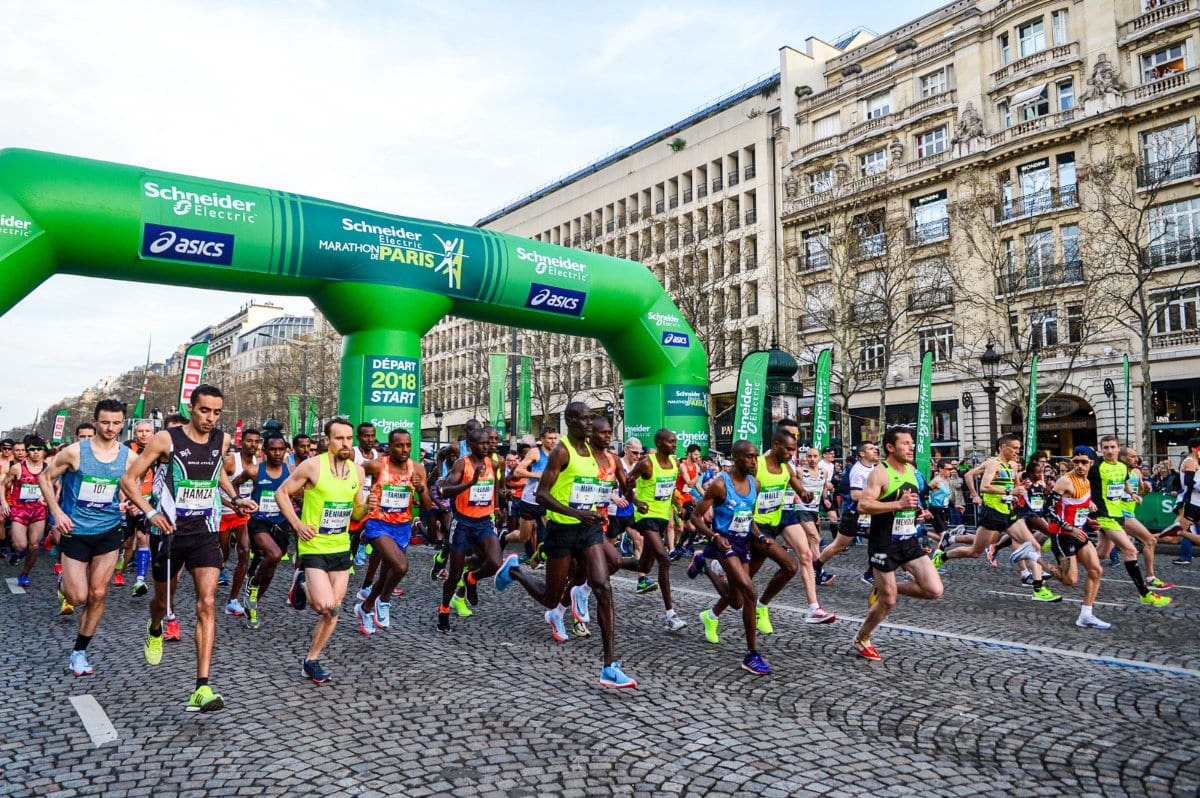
{"left": 1010, "top": 83, "right": 1047, "bottom": 108}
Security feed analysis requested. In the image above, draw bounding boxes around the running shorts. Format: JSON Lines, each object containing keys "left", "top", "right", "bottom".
{"left": 60, "top": 526, "right": 123, "bottom": 563}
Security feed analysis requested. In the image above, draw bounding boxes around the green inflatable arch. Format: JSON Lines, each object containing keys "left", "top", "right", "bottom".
{"left": 0, "top": 149, "right": 710, "bottom": 450}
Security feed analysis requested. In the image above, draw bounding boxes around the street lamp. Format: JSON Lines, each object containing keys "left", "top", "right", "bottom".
{"left": 979, "top": 341, "right": 1001, "bottom": 450}
{"left": 433, "top": 407, "right": 445, "bottom": 447}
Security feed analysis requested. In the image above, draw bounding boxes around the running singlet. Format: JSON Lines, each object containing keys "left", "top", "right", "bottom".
{"left": 611, "top": 458, "right": 637, "bottom": 518}
{"left": 712, "top": 472, "right": 758, "bottom": 537}
{"left": 796, "top": 466, "right": 826, "bottom": 513}
{"left": 454, "top": 457, "right": 495, "bottom": 519}
{"left": 161, "top": 426, "right": 225, "bottom": 536}
{"left": 1090, "top": 460, "right": 1129, "bottom": 520}
{"left": 547, "top": 441, "right": 601, "bottom": 525}
{"left": 1021, "top": 481, "right": 1045, "bottom": 514}
{"left": 298, "top": 453, "right": 360, "bottom": 555}
{"left": 848, "top": 462, "right": 874, "bottom": 529}
{"left": 596, "top": 450, "right": 619, "bottom": 520}
{"left": 1052, "top": 473, "right": 1091, "bottom": 531}
{"left": 369, "top": 458, "right": 417, "bottom": 525}
{"left": 520, "top": 447, "right": 549, "bottom": 504}
{"left": 14, "top": 461, "right": 44, "bottom": 505}
{"left": 870, "top": 462, "right": 921, "bottom": 539}
{"left": 60, "top": 439, "right": 131, "bottom": 535}
{"left": 929, "top": 478, "right": 951, "bottom": 509}
{"left": 251, "top": 462, "right": 290, "bottom": 525}
{"left": 1122, "top": 469, "right": 1141, "bottom": 517}
{"left": 634, "top": 454, "right": 677, "bottom": 521}
{"left": 981, "top": 459, "right": 1017, "bottom": 515}
{"left": 753, "top": 455, "right": 790, "bottom": 526}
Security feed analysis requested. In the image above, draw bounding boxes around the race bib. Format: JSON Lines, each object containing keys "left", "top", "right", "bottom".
{"left": 176, "top": 479, "right": 217, "bottom": 517}
{"left": 1075, "top": 508, "right": 1090, "bottom": 524}
{"left": 78, "top": 475, "right": 118, "bottom": 509}
{"left": 892, "top": 514, "right": 917, "bottom": 537}
{"left": 728, "top": 510, "right": 752, "bottom": 535}
{"left": 1106, "top": 483, "right": 1125, "bottom": 501}
{"left": 469, "top": 480, "right": 494, "bottom": 507}
{"left": 256, "top": 490, "right": 280, "bottom": 517}
{"left": 568, "top": 476, "right": 601, "bottom": 510}
{"left": 784, "top": 489, "right": 798, "bottom": 508}
{"left": 239, "top": 481, "right": 254, "bottom": 499}
{"left": 757, "top": 489, "right": 784, "bottom": 514}
{"left": 380, "top": 484, "right": 412, "bottom": 512}
{"left": 653, "top": 478, "right": 674, "bottom": 501}
{"left": 857, "top": 512, "right": 871, "bottom": 529}
{"left": 18, "top": 482, "right": 41, "bottom": 503}
{"left": 319, "top": 501, "right": 353, "bottom": 534}
{"left": 1028, "top": 495, "right": 1044, "bottom": 512}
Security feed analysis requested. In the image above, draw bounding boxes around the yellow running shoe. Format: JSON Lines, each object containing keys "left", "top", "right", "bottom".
{"left": 144, "top": 621, "right": 163, "bottom": 666}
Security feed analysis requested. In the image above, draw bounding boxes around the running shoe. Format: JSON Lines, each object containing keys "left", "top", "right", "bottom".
{"left": 868, "top": 586, "right": 878, "bottom": 607}
{"left": 984, "top": 544, "right": 999, "bottom": 568}
{"left": 450, "top": 593, "right": 473, "bottom": 618}
{"left": 464, "top": 576, "right": 479, "bottom": 607}
{"left": 599, "top": 661, "right": 636, "bottom": 688}
{"left": 54, "top": 562, "right": 62, "bottom": 575}
{"left": 218, "top": 568, "right": 229, "bottom": 586}
{"left": 1160, "top": 522, "right": 1182, "bottom": 537}
{"left": 570, "top": 584, "right": 591, "bottom": 623}
{"left": 708, "top": 560, "right": 727, "bottom": 580}
{"left": 571, "top": 620, "right": 591, "bottom": 638}
{"left": 546, "top": 607, "right": 568, "bottom": 642}
{"left": 1076, "top": 614, "right": 1112, "bottom": 630}
{"left": 817, "top": 570, "right": 836, "bottom": 585}
{"left": 1108, "top": 552, "right": 1120, "bottom": 566}
{"left": 1172, "top": 558, "right": 1192, "bottom": 565}
{"left": 931, "top": 549, "right": 945, "bottom": 569}
{"left": 354, "top": 545, "right": 368, "bottom": 567}
{"left": 1140, "top": 592, "right": 1172, "bottom": 607}
{"left": 803, "top": 606, "right": 836, "bottom": 624}
{"left": 668, "top": 548, "right": 684, "bottom": 562}
{"left": 288, "top": 569, "right": 307, "bottom": 611}
{"left": 686, "top": 552, "right": 706, "bottom": 580}
{"left": 1009, "top": 541, "right": 1034, "bottom": 564}
{"left": 392, "top": 586, "right": 405, "bottom": 597}
{"left": 1041, "top": 538, "right": 1053, "bottom": 553}
{"left": 301, "top": 659, "right": 330, "bottom": 684}
{"left": 6, "top": 552, "right": 17, "bottom": 566}
{"left": 741, "top": 650, "right": 772, "bottom": 675}
{"left": 700, "top": 609, "right": 720, "bottom": 644}
{"left": 755, "top": 605, "right": 773, "bottom": 635}
{"left": 355, "top": 586, "right": 372, "bottom": 602}
{"left": 1032, "top": 586, "right": 1063, "bottom": 602}
{"left": 113, "top": 572, "right": 125, "bottom": 587}
{"left": 372, "top": 601, "right": 391, "bottom": 629}
{"left": 860, "top": 573, "right": 874, "bottom": 586}
{"left": 59, "top": 597, "right": 74, "bottom": 616}
{"left": 664, "top": 610, "right": 687, "bottom": 631}
{"left": 1146, "top": 576, "right": 1173, "bottom": 590}
{"left": 493, "top": 553, "right": 520, "bottom": 591}
{"left": 245, "top": 583, "right": 259, "bottom": 609}
{"left": 132, "top": 579, "right": 148, "bottom": 598}
{"left": 1021, "top": 574, "right": 1035, "bottom": 587}
{"left": 635, "top": 576, "right": 659, "bottom": 594}
{"left": 164, "top": 617, "right": 181, "bottom": 640}
{"left": 428, "top": 550, "right": 446, "bottom": 580}
{"left": 225, "top": 599, "right": 245, "bottom": 616}
{"left": 70, "top": 650, "right": 94, "bottom": 677}
{"left": 437, "top": 611, "right": 451, "bottom": 632}
{"left": 853, "top": 639, "right": 882, "bottom": 661}
{"left": 354, "top": 602, "right": 376, "bottom": 635}
{"left": 619, "top": 533, "right": 633, "bottom": 557}
{"left": 16, "top": 574, "right": 29, "bottom": 588}
{"left": 243, "top": 610, "right": 260, "bottom": 631}
{"left": 938, "top": 529, "right": 953, "bottom": 552}
{"left": 144, "top": 621, "right": 163, "bottom": 665}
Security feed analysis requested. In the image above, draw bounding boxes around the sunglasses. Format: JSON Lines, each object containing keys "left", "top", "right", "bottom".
{"left": 1071, "top": 458, "right": 1090, "bottom": 464}
{"left": 27, "top": 447, "right": 45, "bottom": 452}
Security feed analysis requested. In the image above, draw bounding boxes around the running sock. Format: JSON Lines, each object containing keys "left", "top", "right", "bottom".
{"left": 1033, "top": 579, "right": 1044, "bottom": 590}
{"left": 74, "top": 634, "right": 92, "bottom": 652}
{"left": 135, "top": 547, "right": 150, "bottom": 580}
{"left": 149, "top": 623, "right": 163, "bottom": 637}
{"left": 439, "top": 605, "right": 450, "bottom": 614}
{"left": 1079, "top": 604, "right": 1094, "bottom": 619}
{"left": 196, "top": 677, "right": 208, "bottom": 689}
{"left": 808, "top": 602, "right": 821, "bottom": 612}
{"left": 1020, "top": 569, "right": 1031, "bottom": 579}
{"left": 1124, "top": 560, "right": 1149, "bottom": 596}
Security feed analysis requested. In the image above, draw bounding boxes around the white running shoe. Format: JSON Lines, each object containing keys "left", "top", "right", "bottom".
{"left": 224, "top": 599, "right": 245, "bottom": 616}
{"left": 803, "top": 606, "right": 837, "bottom": 624}
{"left": 1075, "top": 614, "right": 1111, "bottom": 630}
{"left": 664, "top": 610, "right": 687, "bottom": 631}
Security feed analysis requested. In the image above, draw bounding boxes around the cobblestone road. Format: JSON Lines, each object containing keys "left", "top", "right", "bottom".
{"left": 2, "top": 542, "right": 1198, "bottom": 798}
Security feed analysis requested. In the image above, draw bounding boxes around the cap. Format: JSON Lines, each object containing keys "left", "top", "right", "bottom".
{"left": 821, "top": 447, "right": 836, "bottom": 454}
{"left": 1072, "top": 445, "right": 1096, "bottom": 459}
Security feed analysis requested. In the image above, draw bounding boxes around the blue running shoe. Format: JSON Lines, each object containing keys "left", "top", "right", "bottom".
{"left": 599, "top": 661, "right": 637, "bottom": 688}
{"left": 288, "top": 569, "right": 307, "bottom": 611}
{"left": 686, "top": 552, "right": 706, "bottom": 580}
{"left": 619, "top": 533, "right": 633, "bottom": 557}
{"left": 817, "top": 571, "right": 836, "bottom": 585}
{"left": 218, "top": 568, "right": 229, "bottom": 586}
{"left": 546, "top": 608, "right": 568, "bottom": 642}
{"left": 16, "top": 573, "right": 30, "bottom": 588}
{"left": 493, "top": 553, "right": 520, "bottom": 592}
{"left": 354, "top": 602, "right": 376, "bottom": 636}
{"left": 741, "top": 650, "right": 772, "bottom": 675}
{"left": 569, "top": 584, "right": 591, "bottom": 623}
{"left": 860, "top": 573, "right": 874, "bottom": 585}
{"left": 301, "top": 659, "right": 330, "bottom": 684}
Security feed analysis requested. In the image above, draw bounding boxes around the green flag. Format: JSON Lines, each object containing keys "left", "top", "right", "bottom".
{"left": 813, "top": 348, "right": 832, "bottom": 451}
{"left": 1024, "top": 355, "right": 1039, "bottom": 459}
{"left": 732, "top": 351, "right": 770, "bottom": 446}
{"left": 518, "top": 356, "right": 532, "bottom": 437}
{"left": 177, "top": 341, "right": 208, "bottom": 420}
{"left": 51, "top": 409, "right": 69, "bottom": 444}
{"left": 915, "top": 351, "right": 934, "bottom": 478}
{"left": 489, "top": 353, "right": 507, "bottom": 438}
{"left": 306, "top": 397, "right": 319, "bottom": 437}
{"left": 131, "top": 336, "right": 151, "bottom": 419}
{"left": 288, "top": 394, "right": 300, "bottom": 436}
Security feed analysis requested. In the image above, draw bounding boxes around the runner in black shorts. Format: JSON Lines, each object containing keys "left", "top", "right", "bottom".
{"left": 231, "top": 431, "right": 291, "bottom": 630}
{"left": 1041, "top": 453, "right": 1109, "bottom": 628}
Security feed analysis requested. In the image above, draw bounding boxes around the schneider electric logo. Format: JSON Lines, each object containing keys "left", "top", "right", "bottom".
{"left": 144, "top": 182, "right": 258, "bottom": 224}
{"left": 525, "top": 282, "right": 585, "bottom": 316}
{"left": 141, "top": 223, "right": 234, "bottom": 266}
{"left": 0, "top": 213, "right": 33, "bottom": 238}
{"left": 647, "top": 311, "right": 682, "bottom": 327}
{"left": 516, "top": 246, "right": 588, "bottom": 283}
{"left": 662, "top": 331, "right": 690, "bottom": 348}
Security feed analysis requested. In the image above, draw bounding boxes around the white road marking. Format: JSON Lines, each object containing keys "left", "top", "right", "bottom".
{"left": 69, "top": 695, "right": 118, "bottom": 747}
{"left": 6, "top": 577, "right": 25, "bottom": 594}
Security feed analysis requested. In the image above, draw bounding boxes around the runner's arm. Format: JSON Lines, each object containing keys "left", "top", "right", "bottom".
{"left": 511, "top": 448, "right": 542, "bottom": 480}
{"left": 438, "top": 458, "right": 476, "bottom": 499}
{"left": 40, "top": 445, "right": 80, "bottom": 532}
{"left": 690, "top": 477, "right": 728, "bottom": 546}
{"left": 274, "top": 458, "right": 319, "bottom": 537}
{"left": 352, "top": 464, "right": 375, "bottom": 521}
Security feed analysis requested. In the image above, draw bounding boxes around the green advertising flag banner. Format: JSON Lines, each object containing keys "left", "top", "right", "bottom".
{"left": 1135, "top": 491, "right": 1181, "bottom": 531}
{"left": 813, "top": 348, "right": 832, "bottom": 451}
{"left": 177, "top": 341, "right": 208, "bottom": 420}
{"left": 915, "top": 351, "right": 934, "bottom": 478}
{"left": 1123, "top": 354, "right": 1130, "bottom": 444}
{"left": 1025, "top": 355, "right": 1039, "bottom": 458}
{"left": 306, "top": 397, "right": 319, "bottom": 437}
{"left": 288, "top": 394, "right": 300, "bottom": 436}
{"left": 132, "top": 372, "right": 149, "bottom": 419}
{"left": 732, "top": 351, "right": 770, "bottom": 448}
{"left": 488, "top": 353, "right": 507, "bottom": 438}
{"left": 51, "top": 409, "right": 69, "bottom": 444}
{"left": 518, "top": 356, "right": 532, "bottom": 437}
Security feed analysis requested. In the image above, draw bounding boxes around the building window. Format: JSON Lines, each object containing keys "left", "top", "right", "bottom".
{"left": 802, "top": 228, "right": 830, "bottom": 270}
{"left": 802, "top": 282, "right": 833, "bottom": 329}
{"left": 918, "top": 325, "right": 955, "bottom": 362}
{"left": 859, "top": 335, "right": 887, "bottom": 371}
{"left": 809, "top": 169, "right": 835, "bottom": 193}
{"left": 1011, "top": 84, "right": 1050, "bottom": 121}
{"left": 1141, "top": 120, "right": 1198, "bottom": 175}
{"left": 999, "top": 33, "right": 1011, "bottom": 66}
{"left": 1154, "top": 286, "right": 1200, "bottom": 334}
{"left": 998, "top": 101, "right": 1012, "bottom": 129}
{"left": 920, "top": 68, "right": 948, "bottom": 97}
{"left": 865, "top": 91, "right": 892, "bottom": 120}
{"left": 1057, "top": 80, "right": 1074, "bottom": 112}
{"left": 1029, "top": 307, "right": 1059, "bottom": 349}
{"left": 1057, "top": 152, "right": 1077, "bottom": 194}
{"left": 1062, "top": 223, "right": 1080, "bottom": 264}
{"left": 745, "top": 281, "right": 758, "bottom": 316}
{"left": 1051, "top": 9, "right": 1069, "bottom": 46}
{"left": 1150, "top": 197, "right": 1200, "bottom": 245}
{"left": 853, "top": 212, "right": 887, "bottom": 259}
{"left": 1019, "top": 158, "right": 1052, "bottom": 210}
{"left": 1023, "top": 229, "right": 1055, "bottom": 283}
{"left": 860, "top": 148, "right": 889, "bottom": 176}
{"left": 813, "top": 113, "right": 842, "bottom": 140}
{"left": 1018, "top": 18, "right": 1046, "bottom": 58}
{"left": 1142, "top": 42, "right": 1187, "bottom": 83}
{"left": 916, "top": 127, "right": 948, "bottom": 158}
{"left": 914, "top": 258, "right": 952, "bottom": 307}
{"left": 1008, "top": 311, "right": 1021, "bottom": 346}
{"left": 1066, "top": 303, "right": 1084, "bottom": 343}
{"left": 910, "top": 190, "right": 949, "bottom": 243}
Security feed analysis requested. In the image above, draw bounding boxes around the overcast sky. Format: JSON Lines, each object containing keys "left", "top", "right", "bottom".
{"left": 0, "top": 0, "right": 932, "bottom": 432}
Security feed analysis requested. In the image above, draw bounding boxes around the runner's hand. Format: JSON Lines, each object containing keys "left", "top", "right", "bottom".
{"left": 633, "top": 500, "right": 648, "bottom": 514}
{"left": 294, "top": 523, "right": 318, "bottom": 541}
{"left": 972, "top": 495, "right": 982, "bottom": 506}
{"left": 576, "top": 509, "right": 602, "bottom": 526}
{"left": 55, "top": 513, "right": 74, "bottom": 534}
{"left": 611, "top": 495, "right": 629, "bottom": 509}
{"left": 1070, "top": 525, "right": 1088, "bottom": 542}
{"left": 0, "top": 503, "right": 8, "bottom": 520}
{"left": 149, "top": 513, "right": 174, "bottom": 535}
{"left": 234, "top": 498, "right": 257, "bottom": 517}
{"left": 716, "top": 534, "right": 731, "bottom": 553}
{"left": 898, "top": 492, "right": 920, "bottom": 510}
{"left": 365, "top": 493, "right": 380, "bottom": 513}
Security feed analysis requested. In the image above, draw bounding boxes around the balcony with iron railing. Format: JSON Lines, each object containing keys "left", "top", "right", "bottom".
{"left": 907, "top": 287, "right": 954, "bottom": 311}
{"left": 713, "top": 176, "right": 724, "bottom": 192}
{"left": 990, "top": 42, "right": 1081, "bottom": 89}
{"left": 798, "top": 38, "right": 957, "bottom": 115}
{"left": 996, "top": 260, "right": 1084, "bottom": 294}
{"left": 655, "top": 199, "right": 665, "bottom": 213}
{"left": 1125, "top": 66, "right": 1199, "bottom": 104}
{"left": 1145, "top": 235, "right": 1200, "bottom": 268}
{"left": 799, "top": 251, "right": 829, "bottom": 271}
{"left": 907, "top": 217, "right": 950, "bottom": 246}
{"left": 994, "top": 184, "right": 1078, "bottom": 223}
{"left": 683, "top": 188, "right": 693, "bottom": 203}
{"left": 1137, "top": 151, "right": 1200, "bottom": 187}
{"left": 744, "top": 165, "right": 756, "bottom": 180}
{"left": 669, "top": 195, "right": 679, "bottom": 209}
{"left": 744, "top": 209, "right": 757, "bottom": 225}
{"left": 986, "top": 109, "right": 1077, "bottom": 148}
{"left": 1119, "top": 0, "right": 1198, "bottom": 44}
{"left": 697, "top": 184, "right": 708, "bottom": 199}
{"left": 728, "top": 171, "right": 740, "bottom": 188}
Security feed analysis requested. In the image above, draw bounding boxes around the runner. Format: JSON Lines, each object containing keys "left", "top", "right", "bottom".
{"left": 499, "top": 402, "right": 635, "bottom": 688}
{"left": 125, "top": 384, "right": 252, "bottom": 711}
{"left": 607, "top": 438, "right": 642, "bottom": 556}
{"left": 1, "top": 435, "right": 50, "bottom": 588}
{"left": 668, "top": 444, "right": 703, "bottom": 560}
{"left": 350, "top": 422, "right": 379, "bottom": 566}
{"left": 623, "top": 428, "right": 687, "bottom": 630}
{"left": 813, "top": 442, "right": 878, "bottom": 585}
{"left": 288, "top": 434, "right": 314, "bottom": 468}
{"left": 1088, "top": 435, "right": 1171, "bottom": 607}
{"left": 116, "top": 420, "right": 156, "bottom": 593}
{"left": 37, "top": 401, "right": 130, "bottom": 676}
{"left": 851, "top": 427, "right": 944, "bottom": 661}
{"left": 219, "top": 427, "right": 260, "bottom": 614}
{"left": 507, "top": 426, "right": 559, "bottom": 561}
{"left": 274, "top": 419, "right": 374, "bottom": 682}
{"left": 1041, "top": 451, "right": 1110, "bottom": 628}
{"left": 354, "top": 429, "right": 431, "bottom": 635}
{"left": 232, "top": 431, "right": 290, "bottom": 631}
{"left": 690, "top": 439, "right": 773, "bottom": 674}
{"left": 1113, "top": 446, "right": 1171, "bottom": 590}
